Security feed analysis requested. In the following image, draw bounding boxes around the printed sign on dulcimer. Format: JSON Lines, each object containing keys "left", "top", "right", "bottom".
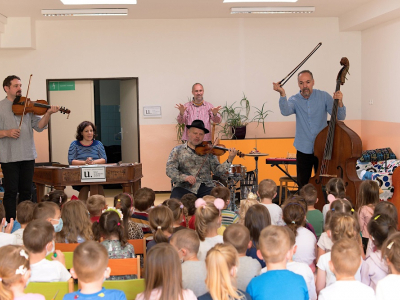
{"left": 80, "top": 166, "right": 106, "bottom": 182}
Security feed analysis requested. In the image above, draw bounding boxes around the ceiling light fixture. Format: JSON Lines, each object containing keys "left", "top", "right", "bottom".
{"left": 42, "top": 8, "right": 128, "bottom": 16}
{"left": 224, "top": 0, "right": 297, "bottom": 2}
{"left": 60, "top": 0, "right": 136, "bottom": 4}
{"left": 231, "top": 6, "right": 315, "bottom": 14}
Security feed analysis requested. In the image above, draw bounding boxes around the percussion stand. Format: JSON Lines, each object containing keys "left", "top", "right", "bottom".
{"left": 227, "top": 175, "right": 241, "bottom": 212}
{"left": 244, "top": 153, "right": 269, "bottom": 193}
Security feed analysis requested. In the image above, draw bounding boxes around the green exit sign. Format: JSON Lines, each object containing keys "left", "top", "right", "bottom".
{"left": 49, "top": 81, "right": 75, "bottom": 91}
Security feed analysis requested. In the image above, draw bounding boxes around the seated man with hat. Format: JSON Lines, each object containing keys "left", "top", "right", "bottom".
{"left": 166, "top": 119, "right": 238, "bottom": 199}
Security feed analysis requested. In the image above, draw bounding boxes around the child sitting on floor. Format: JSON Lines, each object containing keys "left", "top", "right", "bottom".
{"left": 223, "top": 224, "right": 261, "bottom": 291}
{"left": 318, "top": 238, "right": 375, "bottom": 300}
{"left": 12, "top": 201, "right": 36, "bottom": 246}
{"left": 86, "top": 195, "right": 107, "bottom": 223}
{"left": 33, "top": 202, "right": 63, "bottom": 234}
{"left": 322, "top": 178, "right": 347, "bottom": 221}
{"left": 23, "top": 219, "right": 70, "bottom": 282}
{"left": 92, "top": 209, "right": 136, "bottom": 280}
{"left": 210, "top": 186, "right": 239, "bottom": 226}
{"left": 131, "top": 187, "right": 155, "bottom": 238}
{"left": 147, "top": 205, "right": 174, "bottom": 251}
{"left": 258, "top": 179, "right": 285, "bottom": 226}
{"left": 114, "top": 193, "right": 143, "bottom": 240}
{"left": 238, "top": 197, "right": 259, "bottom": 225}
{"left": 162, "top": 198, "right": 186, "bottom": 232}
{"left": 246, "top": 225, "right": 308, "bottom": 300}
{"left": 42, "top": 190, "right": 68, "bottom": 209}
{"left": 301, "top": 184, "right": 324, "bottom": 239}
{"left": 64, "top": 241, "right": 126, "bottom": 300}
{"left": 170, "top": 229, "right": 207, "bottom": 297}
{"left": 181, "top": 193, "right": 197, "bottom": 229}
{"left": 0, "top": 245, "right": 45, "bottom": 300}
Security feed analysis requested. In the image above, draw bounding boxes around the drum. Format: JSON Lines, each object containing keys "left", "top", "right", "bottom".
{"left": 228, "top": 164, "right": 247, "bottom": 178}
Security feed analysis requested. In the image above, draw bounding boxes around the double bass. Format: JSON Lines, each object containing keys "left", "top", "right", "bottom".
{"left": 309, "top": 58, "right": 363, "bottom": 210}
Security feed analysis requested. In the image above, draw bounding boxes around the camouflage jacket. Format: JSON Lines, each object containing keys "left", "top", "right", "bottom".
{"left": 166, "top": 143, "right": 230, "bottom": 193}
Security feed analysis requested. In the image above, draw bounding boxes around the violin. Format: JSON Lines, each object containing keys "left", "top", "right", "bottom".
{"left": 195, "top": 141, "right": 245, "bottom": 158}
{"left": 12, "top": 96, "right": 71, "bottom": 117}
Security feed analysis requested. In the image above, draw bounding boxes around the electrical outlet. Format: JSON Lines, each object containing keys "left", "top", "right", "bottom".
{"left": 369, "top": 99, "right": 374, "bottom": 105}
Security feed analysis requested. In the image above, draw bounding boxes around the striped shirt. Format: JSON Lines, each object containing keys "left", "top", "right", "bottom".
{"left": 177, "top": 101, "right": 221, "bottom": 141}
{"left": 67, "top": 140, "right": 107, "bottom": 164}
{"left": 221, "top": 209, "right": 239, "bottom": 226}
{"left": 131, "top": 211, "right": 153, "bottom": 239}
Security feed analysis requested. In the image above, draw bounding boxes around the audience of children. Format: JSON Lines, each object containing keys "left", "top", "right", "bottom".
{"left": 238, "top": 197, "right": 259, "bottom": 225}
{"left": 136, "top": 243, "right": 197, "bottom": 300}
{"left": 32, "top": 202, "right": 63, "bottom": 233}
{"left": 258, "top": 179, "right": 285, "bottom": 226}
{"left": 316, "top": 213, "right": 363, "bottom": 294}
{"left": 199, "top": 243, "right": 251, "bottom": 300}
{"left": 131, "top": 187, "right": 155, "bottom": 238}
{"left": 23, "top": 219, "right": 70, "bottom": 282}
{"left": 64, "top": 241, "right": 126, "bottom": 300}
{"left": 0, "top": 203, "right": 16, "bottom": 247}
{"left": 318, "top": 238, "right": 375, "bottom": 300}
{"left": 210, "top": 186, "right": 239, "bottom": 226}
{"left": 247, "top": 225, "right": 309, "bottom": 300}
{"left": 195, "top": 198, "right": 224, "bottom": 261}
{"left": 162, "top": 198, "right": 186, "bottom": 232}
{"left": 0, "top": 245, "right": 45, "bottom": 300}
{"left": 114, "top": 193, "right": 143, "bottom": 240}
{"left": 12, "top": 201, "right": 36, "bottom": 246}
{"left": 376, "top": 232, "right": 400, "bottom": 299}
{"left": 86, "top": 195, "right": 107, "bottom": 223}
{"left": 223, "top": 224, "right": 261, "bottom": 291}
{"left": 56, "top": 200, "right": 92, "bottom": 243}
{"left": 361, "top": 213, "right": 397, "bottom": 290}
{"left": 180, "top": 193, "right": 197, "bottom": 229}
{"left": 301, "top": 184, "right": 324, "bottom": 239}
{"left": 170, "top": 229, "right": 207, "bottom": 297}
{"left": 282, "top": 198, "right": 317, "bottom": 270}
{"left": 244, "top": 204, "right": 271, "bottom": 268}
{"left": 358, "top": 180, "right": 380, "bottom": 251}
{"left": 42, "top": 190, "right": 68, "bottom": 209}
{"left": 322, "top": 178, "right": 347, "bottom": 221}
{"left": 92, "top": 209, "right": 136, "bottom": 280}
{"left": 147, "top": 205, "right": 174, "bottom": 251}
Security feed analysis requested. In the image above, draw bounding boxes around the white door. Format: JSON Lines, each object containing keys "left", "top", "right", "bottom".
{"left": 120, "top": 79, "right": 139, "bottom": 163}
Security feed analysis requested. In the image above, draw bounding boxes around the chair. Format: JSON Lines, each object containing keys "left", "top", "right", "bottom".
{"left": 108, "top": 256, "right": 141, "bottom": 278}
{"left": 46, "top": 252, "right": 74, "bottom": 270}
{"left": 128, "top": 238, "right": 146, "bottom": 274}
{"left": 102, "top": 279, "right": 145, "bottom": 300}
{"left": 278, "top": 176, "right": 298, "bottom": 205}
{"left": 25, "top": 278, "right": 74, "bottom": 300}
{"left": 55, "top": 243, "right": 79, "bottom": 252}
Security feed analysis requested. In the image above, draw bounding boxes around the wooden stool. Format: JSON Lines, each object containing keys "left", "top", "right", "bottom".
{"left": 279, "top": 176, "right": 297, "bottom": 205}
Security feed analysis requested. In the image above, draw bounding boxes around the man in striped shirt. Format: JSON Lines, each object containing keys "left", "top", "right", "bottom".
{"left": 176, "top": 83, "right": 222, "bottom": 142}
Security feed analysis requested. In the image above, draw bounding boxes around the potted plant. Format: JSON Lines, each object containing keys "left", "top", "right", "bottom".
{"left": 219, "top": 94, "right": 271, "bottom": 139}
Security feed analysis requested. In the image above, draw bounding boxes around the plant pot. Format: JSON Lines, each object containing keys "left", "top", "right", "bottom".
{"left": 232, "top": 126, "right": 246, "bottom": 139}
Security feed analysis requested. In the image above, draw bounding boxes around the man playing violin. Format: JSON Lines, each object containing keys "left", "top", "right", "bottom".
{"left": 175, "top": 83, "right": 222, "bottom": 142}
{"left": 166, "top": 119, "right": 238, "bottom": 199}
{"left": 0, "top": 75, "right": 59, "bottom": 220}
{"left": 272, "top": 70, "right": 346, "bottom": 189}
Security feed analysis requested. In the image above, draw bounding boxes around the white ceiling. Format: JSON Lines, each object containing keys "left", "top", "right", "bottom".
{"left": 0, "top": 0, "right": 374, "bottom": 20}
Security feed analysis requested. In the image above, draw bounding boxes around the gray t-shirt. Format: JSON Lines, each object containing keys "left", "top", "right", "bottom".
{"left": 182, "top": 260, "right": 208, "bottom": 297}
{"left": 237, "top": 256, "right": 262, "bottom": 291}
{"left": 0, "top": 98, "right": 46, "bottom": 163}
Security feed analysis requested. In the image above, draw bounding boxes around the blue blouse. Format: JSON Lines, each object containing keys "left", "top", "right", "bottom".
{"left": 68, "top": 140, "right": 107, "bottom": 164}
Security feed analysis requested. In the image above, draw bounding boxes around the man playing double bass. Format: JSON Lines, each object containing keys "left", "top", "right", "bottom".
{"left": 166, "top": 119, "right": 237, "bottom": 199}
{"left": 0, "top": 75, "right": 59, "bottom": 220}
{"left": 273, "top": 70, "right": 346, "bottom": 189}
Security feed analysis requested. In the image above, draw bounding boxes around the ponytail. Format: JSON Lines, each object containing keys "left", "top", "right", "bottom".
{"left": 282, "top": 201, "right": 306, "bottom": 236}
{"left": 194, "top": 201, "right": 221, "bottom": 242}
{"left": 114, "top": 193, "right": 133, "bottom": 239}
{"left": 93, "top": 210, "right": 127, "bottom": 247}
{"left": 149, "top": 206, "right": 174, "bottom": 244}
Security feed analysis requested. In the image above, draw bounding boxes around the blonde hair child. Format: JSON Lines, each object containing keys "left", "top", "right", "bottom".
{"left": 316, "top": 213, "right": 362, "bottom": 294}
{"left": 136, "top": 243, "right": 197, "bottom": 300}
{"left": 195, "top": 198, "right": 225, "bottom": 261}
{"left": 238, "top": 198, "right": 259, "bottom": 225}
{"left": 376, "top": 232, "right": 400, "bottom": 299}
{"left": 199, "top": 243, "right": 250, "bottom": 300}
{"left": 0, "top": 245, "right": 44, "bottom": 300}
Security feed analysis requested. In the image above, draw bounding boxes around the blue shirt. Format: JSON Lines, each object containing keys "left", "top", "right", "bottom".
{"left": 68, "top": 140, "right": 107, "bottom": 164}
{"left": 279, "top": 89, "right": 346, "bottom": 154}
{"left": 246, "top": 269, "right": 308, "bottom": 300}
{"left": 63, "top": 288, "right": 126, "bottom": 300}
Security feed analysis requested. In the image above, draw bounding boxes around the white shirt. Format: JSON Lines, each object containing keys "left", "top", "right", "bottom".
{"left": 376, "top": 274, "right": 400, "bottom": 300}
{"left": 317, "top": 232, "right": 333, "bottom": 252}
{"left": 294, "top": 227, "right": 316, "bottom": 266}
{"left": 30, "top": 259, "right": 71, "bottom": 282}
{"left": 0, "top": 232, "right": 17, "bottom": 247}
{"left": 12, "top": 228, "right": 24, "bottom": 245}
{"left": 260, "top": 203, "right": 285, "bottom": 226}
{"left": 317, "top": 252, "right": 362, "bottom": 287}
{"left": 197, "top": 235, "right": 223, "bottom": 261}
{"left": 319, "top": 280, "right": 375, "bottom": 300}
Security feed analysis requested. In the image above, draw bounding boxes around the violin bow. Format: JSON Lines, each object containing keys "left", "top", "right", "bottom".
{"left": 18, "top": 74, "right": 33, "bottom": 130}
{"left": 279, "top": 42, "right": 322, "bottom": 87}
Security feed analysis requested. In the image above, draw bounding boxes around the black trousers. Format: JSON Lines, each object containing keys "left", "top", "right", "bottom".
{"left": 1, "top": 160, "right": 35, "bottom": 220}
{"left": 170, "top": 183, "right": 214, "bottom": 200}
{"left": 296, "top": 151, "right": 318, "bottom": 190}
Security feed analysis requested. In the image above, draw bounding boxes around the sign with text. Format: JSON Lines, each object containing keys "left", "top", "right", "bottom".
{"left": 49, "top": 81, "right": 75, "bottom": 91}
{"left": 80, "top": 166, "right": 106, "bottom": 182}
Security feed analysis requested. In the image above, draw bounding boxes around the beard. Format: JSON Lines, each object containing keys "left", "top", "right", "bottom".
{"left": 302, "top": 88, "right": 310, "bottom": 97}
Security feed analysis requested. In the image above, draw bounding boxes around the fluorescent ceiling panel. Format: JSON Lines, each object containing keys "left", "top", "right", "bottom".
{"left": 224, "top": 0, "right": 297, "bottom": 2}
{"left": 60, "top": 0, "right": 136, "bottom": 4}
{"left": 42, "top": 8, "right": 128, "bottom": 16}
{"left": 231, "top": 6, "right": 315, "bottom": 14}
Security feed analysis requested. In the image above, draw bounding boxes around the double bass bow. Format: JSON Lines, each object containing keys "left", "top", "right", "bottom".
{"left": 309, "top": 58, "right": 362, "bottom": 210}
